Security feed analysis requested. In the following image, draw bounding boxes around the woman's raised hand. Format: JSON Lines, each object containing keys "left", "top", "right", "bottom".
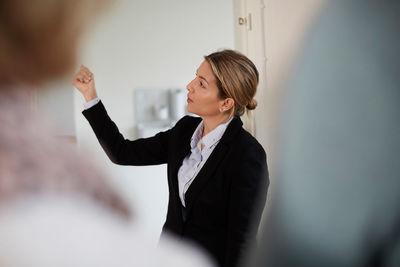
{"left": 72, "top": 65, "right": 98, "bottom": 102}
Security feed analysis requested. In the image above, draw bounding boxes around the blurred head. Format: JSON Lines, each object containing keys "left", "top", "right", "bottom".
{"left": 0, "top": 0, "right": 129, "bottom": 219}
{"left": 0, "top": 0, "right": 108, "bottom": 85}
{"left": 186, "top": 49, "right": 259, "bottom": 119}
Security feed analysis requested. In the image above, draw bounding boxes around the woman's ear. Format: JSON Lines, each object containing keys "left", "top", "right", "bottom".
{"left": 219, "top": 98, "right": 234, "bottom": 113}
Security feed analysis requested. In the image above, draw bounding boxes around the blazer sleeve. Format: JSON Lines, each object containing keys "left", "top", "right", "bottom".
{"left": 224, "top": 143, "right": 269, "bottom": 267}
{"left": 82, "top": 100, "right": 170, "bottom": 166}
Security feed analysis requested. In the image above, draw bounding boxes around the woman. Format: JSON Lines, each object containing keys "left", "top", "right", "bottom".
{"left": 73, "top": 49, "right": 269, "bottom": 267}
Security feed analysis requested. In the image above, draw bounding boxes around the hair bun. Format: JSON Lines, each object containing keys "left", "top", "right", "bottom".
{"left": 246, "top": 99, "right": 258, "bottom": 110}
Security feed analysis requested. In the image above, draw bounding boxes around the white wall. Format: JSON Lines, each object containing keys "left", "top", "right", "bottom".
{"left": 37, "top": 78, "right": 76, "bottom": 137}
{"left": 261, "top": 0, "right": 325, "bottom": 188}
{"left": 73, "top": 0, "right": 234, "bottom": 243}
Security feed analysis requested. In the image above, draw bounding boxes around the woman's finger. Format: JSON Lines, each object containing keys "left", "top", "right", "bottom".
{"left": 79, "top": 70, "right": 91, "bottom": 79}
{"left": 84, "top": 71, "right": 93, "bottom": 78}
{"left": 77, "top": 65, "right": 94, "bottom": 83}
{"left": 81, "top": 65, "right": 92, "bottom": 74}
{"left": 75, "top": 73, "right": 86, "bottom": 83}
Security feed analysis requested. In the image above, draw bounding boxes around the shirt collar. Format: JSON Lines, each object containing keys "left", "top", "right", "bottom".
{"left": 190, "top": 121, "right": 203, "bottom": 149}
{"left": 190, "top": 117, "right": 233, "bottom": 150}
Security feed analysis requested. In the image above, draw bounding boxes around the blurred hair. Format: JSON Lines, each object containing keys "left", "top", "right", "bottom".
{"left": 0, "top": 0, "right": 109, "bottom": 85}
{"left": 204, "top": 49, "right": 259, "bottom": 117}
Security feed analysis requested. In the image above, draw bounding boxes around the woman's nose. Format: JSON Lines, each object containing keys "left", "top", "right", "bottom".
{"left": 186, "top": 79, "right": 195, "bottom": 92}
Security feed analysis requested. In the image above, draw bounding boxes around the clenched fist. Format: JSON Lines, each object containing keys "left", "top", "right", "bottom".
{"left": 72, "top": 65, "right": 98, "bottom": 102}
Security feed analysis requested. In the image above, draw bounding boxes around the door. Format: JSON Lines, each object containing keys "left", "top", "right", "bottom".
{"left": 233, "top": 0, "right": 267, "bottom": 139}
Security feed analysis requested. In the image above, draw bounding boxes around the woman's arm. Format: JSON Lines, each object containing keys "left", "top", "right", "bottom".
{"left": 72, "top": 66, "right": 169, "bottom": 166}
{"left": 82, "top": 101, "right": 169, "bottom": 165}
{"left": 224, "top": 143, "right": 269, "bottom": 267}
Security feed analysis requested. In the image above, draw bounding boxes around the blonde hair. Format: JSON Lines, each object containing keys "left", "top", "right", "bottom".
{"left": 204, "top": 49, "right": 259, "bottom": 117}
{"left": 0, "top": 0, "right": 109, "bottom": 85}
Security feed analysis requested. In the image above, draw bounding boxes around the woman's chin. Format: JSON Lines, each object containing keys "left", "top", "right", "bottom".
{"left": 186, "top": 105, "right": 194, "bottom": 114}
{"left": 187, "top": 105, "right": 206, "bottom": 117}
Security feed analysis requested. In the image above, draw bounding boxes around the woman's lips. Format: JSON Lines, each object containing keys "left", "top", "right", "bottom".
{"left": 187, "top": 97, "right": 193, "bottom": 103}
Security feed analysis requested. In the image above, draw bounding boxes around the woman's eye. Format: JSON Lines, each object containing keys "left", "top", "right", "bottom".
{"left": 200, "top": 81, "right": 205, "bottom": 88}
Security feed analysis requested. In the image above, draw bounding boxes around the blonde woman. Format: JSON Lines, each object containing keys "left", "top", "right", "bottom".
{"left": 73, "top": 50, "right": 269, "bottom": 267}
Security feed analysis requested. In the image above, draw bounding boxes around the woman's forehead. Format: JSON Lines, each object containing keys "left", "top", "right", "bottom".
{"left": 197, "top": 61, "right": 216, "bottom": 83}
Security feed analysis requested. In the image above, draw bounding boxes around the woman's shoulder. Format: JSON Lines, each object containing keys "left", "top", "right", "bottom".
{"left": 235, "top": 126, "right": 266, "bottom": 157}
{"left": 173, "top": 115, "right": 202, "bottom": 130}
{"left": 167, "top": 116, "right": 202, "bottom": 141}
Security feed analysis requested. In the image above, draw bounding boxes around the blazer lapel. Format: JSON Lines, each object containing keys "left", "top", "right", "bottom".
{"left": 168, "top": 118, "right": 199, "bottom": 225}
{"left": 170, "top": 141, "right": 191, "bottom": 198}
{"left": 184, "top": 117, "right": 243, "bottom": 213}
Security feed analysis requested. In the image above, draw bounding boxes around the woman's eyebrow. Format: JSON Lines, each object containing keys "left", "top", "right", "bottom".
{"left": 196, "top": 70, "right": 209, "bottom": 84}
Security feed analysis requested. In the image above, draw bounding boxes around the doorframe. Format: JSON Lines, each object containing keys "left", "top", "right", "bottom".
{"left": 233, "top": 0, "right": 267, "bottom": 139}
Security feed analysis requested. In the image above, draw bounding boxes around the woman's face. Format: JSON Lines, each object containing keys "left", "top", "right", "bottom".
{"left": 186, "top": 60, "right": 224, "bottom": 117}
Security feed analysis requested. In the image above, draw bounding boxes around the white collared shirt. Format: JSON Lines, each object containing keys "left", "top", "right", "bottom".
{"left": 178, "top": 117, "right": 233, "bottom": 207}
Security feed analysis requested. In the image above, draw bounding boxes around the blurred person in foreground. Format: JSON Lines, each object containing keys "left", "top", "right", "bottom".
{"left": 0, "top": 1, "right": 214, "bottom": 266}
{"left": 243, "top": 0, "right": 400, "bottom": 266}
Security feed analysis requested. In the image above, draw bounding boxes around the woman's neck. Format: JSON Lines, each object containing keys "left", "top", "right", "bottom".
{"left": 201, "top": 114, "right": 232, "bottom": 137}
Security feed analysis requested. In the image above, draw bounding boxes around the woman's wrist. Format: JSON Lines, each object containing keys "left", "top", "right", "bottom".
{"left": 84, "top": 90, "right": 98, "bottom": 102}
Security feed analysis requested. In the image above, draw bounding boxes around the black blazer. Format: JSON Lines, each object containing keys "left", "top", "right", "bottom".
{"left": 83, "top": 101, "right": 269, "bottom": 267}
